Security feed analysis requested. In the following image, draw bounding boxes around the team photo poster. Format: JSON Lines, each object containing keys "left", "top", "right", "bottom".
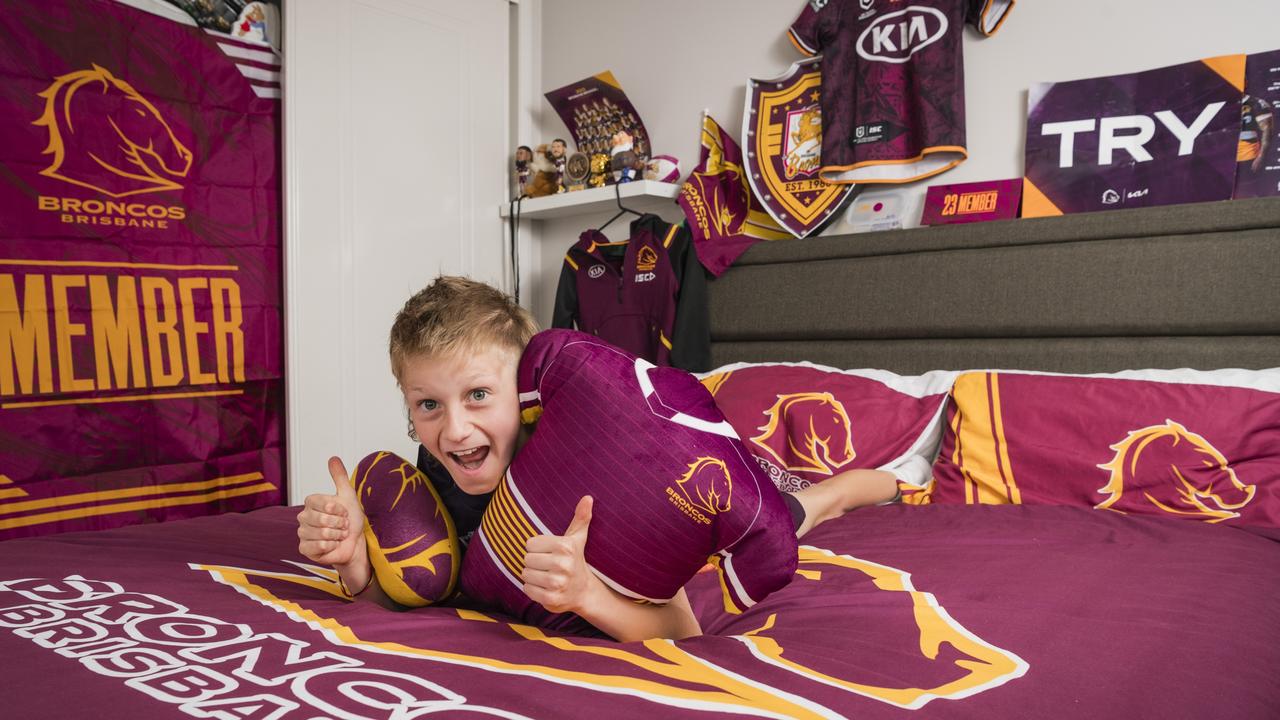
{"left": 544, "top": 71, "right": 651, "bottom": 158}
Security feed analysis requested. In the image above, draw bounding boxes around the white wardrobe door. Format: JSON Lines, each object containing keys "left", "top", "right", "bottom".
{"left": 285, "top": 0, "right": 510, "bottom": 502}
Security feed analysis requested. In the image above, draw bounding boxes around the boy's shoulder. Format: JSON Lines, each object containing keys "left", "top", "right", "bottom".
{"left": 520, "top": 328, "right": 609, "bottom": 367}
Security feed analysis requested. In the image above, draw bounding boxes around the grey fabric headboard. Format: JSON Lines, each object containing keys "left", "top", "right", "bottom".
{"left": 707, "top": 197, "right": 1280, "bottom": 373}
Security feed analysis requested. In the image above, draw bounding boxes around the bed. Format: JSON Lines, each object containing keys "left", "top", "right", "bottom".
{"left": 3, "top": 197, "right": 1279, "bottom": 719}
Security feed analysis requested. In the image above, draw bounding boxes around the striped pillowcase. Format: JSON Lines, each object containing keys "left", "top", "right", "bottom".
{"left": 928, "top": 369, "right": 1280, "bottom": 530}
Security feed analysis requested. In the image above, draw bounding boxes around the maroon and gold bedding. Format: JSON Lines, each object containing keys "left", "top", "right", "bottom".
{"left": 931, "top": 370, "right": 1280, "bottom": 533}
{"left": 3, "top": 501, "right": 1277, "bottom": 719}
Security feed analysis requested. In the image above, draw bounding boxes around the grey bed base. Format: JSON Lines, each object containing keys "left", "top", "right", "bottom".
{"left": 707, "top": 196, "right": 1280, "bottom": 373}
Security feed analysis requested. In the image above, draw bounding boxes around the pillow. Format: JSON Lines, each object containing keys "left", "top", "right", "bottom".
{"left": 459, "top": 330, "right": 799, "bottom": 635}
{"left": 929, "top": 369, "right": 1280, "bottom": 530}
{"left": 697, "top": 362, "right": 954, "bottom": 502}
{"left": 354, "top": 450, "right": 461, "bottom": 606}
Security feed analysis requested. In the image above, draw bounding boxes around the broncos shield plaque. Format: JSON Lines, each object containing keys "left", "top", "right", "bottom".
{"left": 744, "top": 58, "right": 855, "bottom": 238}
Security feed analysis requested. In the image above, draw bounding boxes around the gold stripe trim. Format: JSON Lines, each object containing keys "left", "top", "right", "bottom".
{"left": 786, "top": 30, "right": 817, "bottom": 57}
{"left": 481, "top": 489, "right": 520, "bottom": 571}
{"left": 0, "top": 258, "right": 239, "bottom": 271}
{"left": 493, "top": 483, "right": 538, "bottom": 574}
{"left": 484, "top": 500, "right": 524, "bottom": 572}
{"left": 496, "top": 484, "right": 536, "bottom": 538}
{"left": 489, "top": 486, "right": 534, "bottom": 574}
{"left": 988, "top": 374, "right": 1021, "bottom": 504}
{"left": 4, "top": 389, "right": 244, "bottom": 409}
{"left": 951, "top": 373, "right": 1014, "bottom": 504}
{"left": 0, "top": 472, "right": 265, "bottom": 516}
{"left": 0, "top": 481, "right": 276, "bottom": 530}
{"left": 0, "top": 475, "right": 25, "bottom": 500}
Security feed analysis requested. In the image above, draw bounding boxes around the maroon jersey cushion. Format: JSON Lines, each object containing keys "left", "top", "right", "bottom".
{"left": 460, "top": 330, "right": 798, "bottom": 635}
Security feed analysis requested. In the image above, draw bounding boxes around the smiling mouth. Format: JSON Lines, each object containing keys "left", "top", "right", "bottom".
{"left": 448, "top": 446, "right": 490, "bottom": 471}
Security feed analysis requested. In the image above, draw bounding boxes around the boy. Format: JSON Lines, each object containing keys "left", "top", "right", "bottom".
{"left": 296, "top": 276, "right": 897, "bottom": 641}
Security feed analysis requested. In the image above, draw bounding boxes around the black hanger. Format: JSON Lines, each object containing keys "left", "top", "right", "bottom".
{"left": 595, "top": 182, "right": 643, "bottom": 233}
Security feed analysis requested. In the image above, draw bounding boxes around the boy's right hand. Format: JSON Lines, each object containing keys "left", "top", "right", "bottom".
{"left": 296, "top": 457, "right": 366, "bottom": 568}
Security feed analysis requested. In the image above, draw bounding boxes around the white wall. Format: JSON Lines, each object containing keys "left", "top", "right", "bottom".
{"left": 527, "top": 0, "right": 1280, "bottom": 327}
{"left": 284, "top": 0, "right": 511, "bottom": 501}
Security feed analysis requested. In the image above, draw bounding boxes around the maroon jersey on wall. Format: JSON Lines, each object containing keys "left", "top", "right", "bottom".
{"left": 552, "top": 214, "right": 710, "bottom": 371}
{"left": 459, "top": 330, "right": 799, "bottom": 635}
{"left": 789, "top": 0, "right": 1014, "bottom": 184}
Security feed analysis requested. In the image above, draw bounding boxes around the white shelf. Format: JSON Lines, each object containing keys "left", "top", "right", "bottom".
{"left": 498, "top": 180, "right": 681, "bottom": 220}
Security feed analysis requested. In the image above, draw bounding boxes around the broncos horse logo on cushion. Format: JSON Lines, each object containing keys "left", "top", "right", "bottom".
{"left": 1095, "top": 420, "right": 1257, "bottom": 523}
{"left": 676, "top": 457, "right": 733, "bottom": 516}
{"left": 33, "top": 64, "right": 193, "bottom": 198}
{"left": 752, "top": 391, "right": 855, "bottom": 475}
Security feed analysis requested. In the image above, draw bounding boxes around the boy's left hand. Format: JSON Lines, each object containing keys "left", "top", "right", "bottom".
{"left": 521, "top": 495, "right": 598, "bottom": 615}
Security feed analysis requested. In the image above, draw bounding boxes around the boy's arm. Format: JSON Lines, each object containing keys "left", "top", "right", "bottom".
{"left": 522, "top": 496, "right": 703, "bottom": 642}
{"left": 791, "top": 468, "right": 898, "bottom": 538}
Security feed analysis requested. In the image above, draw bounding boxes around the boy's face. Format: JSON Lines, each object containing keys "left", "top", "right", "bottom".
{"left": 400, "top": 346, "right": 521, "bottom": 495}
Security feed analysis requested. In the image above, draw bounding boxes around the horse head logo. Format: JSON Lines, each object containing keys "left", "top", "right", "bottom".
{"left": 33, "top": 64, "right": 193, "bottom": 198}
{"left": 752, "top": 392, "right": 855, "bottom": 475}
{"left": 1095, "top": 420, "right": 1256, "bottom": 523}
{"left": 790, "top": 107, "right": 822, "bottom": 147}
{"left": 637, "top": 245, "right": 658, "bottom": 271}
{"left": 676, "top": 457, "right": 733, "bottom": 515}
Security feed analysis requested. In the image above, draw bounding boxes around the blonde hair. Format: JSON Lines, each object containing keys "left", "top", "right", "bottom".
{"left": 388, "top": 276, "right": 538, "bottom": 382}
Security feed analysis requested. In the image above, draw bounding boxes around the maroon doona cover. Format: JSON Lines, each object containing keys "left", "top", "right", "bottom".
{"left": 2, "top": 503, "right": 1278, "bottom": 718}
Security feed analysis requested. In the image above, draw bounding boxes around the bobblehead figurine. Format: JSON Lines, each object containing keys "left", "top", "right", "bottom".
{"left": 525, "top": 144, "right": 561, "bottom": 198}
{"left": 550, "top": 138, "right": 569, "bottom": 193}
{"left": 513, "top": 145, "right": 533, "bottom": 197}
{"left": 609, "top": 131, "right": 644, "bottom": 183}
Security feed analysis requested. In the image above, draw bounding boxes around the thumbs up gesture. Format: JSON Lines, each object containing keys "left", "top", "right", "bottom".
{"left": 521, "top": 495, "right": 597, "bottom": 615}
{"left": 296, "top": 456, "right": 367, "bottom": 567}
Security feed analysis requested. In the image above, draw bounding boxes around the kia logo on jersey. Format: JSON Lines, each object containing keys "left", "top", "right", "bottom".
{"left": 587, "top": 265, "right": 605, "bottom": 279}
{"left": 856, "top": 6, "right": 947, "bottom": 64}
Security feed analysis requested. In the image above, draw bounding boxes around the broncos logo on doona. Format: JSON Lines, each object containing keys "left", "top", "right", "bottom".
{"left": 33, "top": 64, "right": 193, "bottom": 198}
{"left": 752, "top": 391, "right": 856, "bottom": 476}
{"left": 1095, "top": 419, "right": 1257, "bottom": 523}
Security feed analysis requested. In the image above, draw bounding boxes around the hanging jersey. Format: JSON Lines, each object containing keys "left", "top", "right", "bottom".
{"left": 552, "top": 214, "right": 710, "bottom": 371}
{"left": 788, "top": 0, "right": 1014, "bottom": 184}
{"left": 458, "top": 330, "right": 799, "bottom": 635}
{"left": 1239, "top": 94, "right": 1273, "bottom": 162}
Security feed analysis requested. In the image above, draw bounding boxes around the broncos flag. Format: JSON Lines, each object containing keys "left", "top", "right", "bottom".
{"left": 0, "top": 0, "right": 283, "bottom": 539}
{"left": 677, "top": 114, "right": 790, "bottom": 277}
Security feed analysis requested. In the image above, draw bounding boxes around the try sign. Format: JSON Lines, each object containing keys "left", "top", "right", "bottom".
{"left": 1023, "top": 55, "right": 1243, "bottom": 216}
